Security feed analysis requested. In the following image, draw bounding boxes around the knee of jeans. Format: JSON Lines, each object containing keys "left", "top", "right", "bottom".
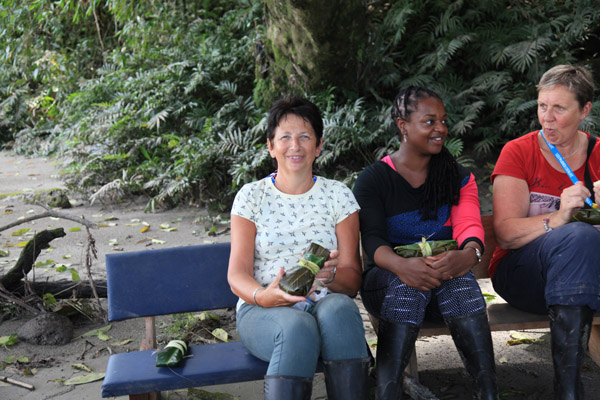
{"left": 275, "top": 312, "right": 320, "bottom": 350}
{"left": 558, "top": 222, "right": 599, "bottom": 245}
{"left": 315, "top": 294, "right": 363, "bottom": 331}
{"left": 315, "top": 293, "right": 357, "bottom": 315}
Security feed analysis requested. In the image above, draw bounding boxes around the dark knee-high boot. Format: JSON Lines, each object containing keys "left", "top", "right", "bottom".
{"left": 264, "top": 375, "right": 312, "bottom": 400}
{"left": 375, "top": 320, "right": 420, "bottom": 400}
{"left": 549, "top": 305, "right": 594, "bottom": 400}
{"left": 324, "top": 357, "right": 371, "bottom": 400}
{"left": 446, "top": 311, "right": 498, "bottom": 400}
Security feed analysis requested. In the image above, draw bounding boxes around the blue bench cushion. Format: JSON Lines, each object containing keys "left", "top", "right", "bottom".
{"left": 102, "top": 341, "right": 269, "bottom": 397}
{"left": 106, "top": 243, "right": 238, "bottom": 321}
{"left": 102, "top": 341, "right": 325, "bottom": 397}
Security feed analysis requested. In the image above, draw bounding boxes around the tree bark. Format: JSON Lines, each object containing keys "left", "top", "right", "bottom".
{"left": 256, "top": 0, "right": 366, "bottom": 107}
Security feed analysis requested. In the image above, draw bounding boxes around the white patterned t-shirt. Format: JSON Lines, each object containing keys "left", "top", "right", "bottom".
{"left": 231, "top": 176, "right": 360, "bottom": 306}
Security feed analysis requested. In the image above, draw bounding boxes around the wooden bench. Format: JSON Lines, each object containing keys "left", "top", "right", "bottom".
{"left": 400, "top": 215, "right": 600, "bottom": 378}
{"left": 101, "top": 242, "right": 323, "bottom": 399}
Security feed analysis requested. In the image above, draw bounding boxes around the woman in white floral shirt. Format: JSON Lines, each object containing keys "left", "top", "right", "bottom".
{"left": 227, "top": 96, "right": 369, "bottom": 400}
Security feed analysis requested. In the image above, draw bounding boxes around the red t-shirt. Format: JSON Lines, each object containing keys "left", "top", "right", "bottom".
{"left": 488, "top": 131, "right": 600, "bottom": 277}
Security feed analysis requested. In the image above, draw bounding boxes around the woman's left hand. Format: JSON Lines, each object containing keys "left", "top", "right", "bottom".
{"left": 427, "top": 248, "right": 476, "bottom": 280}
{"left": 315, "top": 249, "right": 338, "bottom": 284}
{"left": 594, "top": 180, "right": 600, "bottom": 205}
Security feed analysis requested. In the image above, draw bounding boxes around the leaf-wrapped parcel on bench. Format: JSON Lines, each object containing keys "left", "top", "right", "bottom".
{"left": 571, "top": 208, "right": 600, "bottom": 225}
{"left": 156, "top": 340, "right": 187, "bottom": 367}
{"left": 279, "top": 243, "right": 330, "bottom": 296}
{"left": 394, "top": 238, "right": 458, "bottom": 258}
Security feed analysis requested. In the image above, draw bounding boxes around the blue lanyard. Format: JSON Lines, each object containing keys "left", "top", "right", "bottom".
{"left": 539, "top": 129, "right": 595, "bottom": 207}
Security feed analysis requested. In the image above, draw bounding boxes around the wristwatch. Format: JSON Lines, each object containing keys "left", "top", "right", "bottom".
{"left": 469, "top": 247, "right": 482, "bottom": 264}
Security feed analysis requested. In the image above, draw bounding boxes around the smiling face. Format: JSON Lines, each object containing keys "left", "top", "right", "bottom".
{"left": 396, "top": 96, "right": 448, "bottom": 155}
{"left": 537, "top": 85, "right": 591, "bottom": 145}
{"left": 267, "top": 113, "right": 322, "bottom": 176}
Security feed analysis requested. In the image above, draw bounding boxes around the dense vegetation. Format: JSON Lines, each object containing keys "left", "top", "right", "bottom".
{"left": 1, "top": 0, "right": 599, "bottom": 211}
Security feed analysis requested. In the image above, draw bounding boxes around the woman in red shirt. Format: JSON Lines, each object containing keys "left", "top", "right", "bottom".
{"left": 491, "top": 64, "right": 600, "bottom": 399}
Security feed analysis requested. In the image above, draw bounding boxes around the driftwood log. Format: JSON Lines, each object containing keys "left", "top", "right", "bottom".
{"left": 0, "top": 228, "right": 66, "bottom": 290}
{"left": 10, "top": 279, "right": 107, "bottom": 299}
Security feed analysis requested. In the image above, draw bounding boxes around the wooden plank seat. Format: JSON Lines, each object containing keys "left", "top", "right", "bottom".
{"left": 101, "top": 242, "right": 323, "bottom": 399}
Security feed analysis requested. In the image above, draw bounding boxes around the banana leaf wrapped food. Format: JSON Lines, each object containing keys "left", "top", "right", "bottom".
{"left": 571, "top": 208, "right": 600, "bottom": 225}
{"left": 279, "top": 243, "right": 330, "bottom": 296}
{"left": 156, "top": 340, "right": 187, "bottom": 367}
{"left": 394, "top": 237, "right": 458, "bottom": 258}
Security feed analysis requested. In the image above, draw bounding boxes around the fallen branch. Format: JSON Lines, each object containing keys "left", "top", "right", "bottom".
{"left": 0, "top": 228, "right": 66, "bottom": 291}
{"left": 0, "top": 375, "right": 35, "bottom": 390}
{"left": 0, "top": 284, "right": 42, "bottom": 315}
{"left": 11, "top": 279, "right": 107, "bottom": 299}
{"left": 84, "top": 225, "right": 106, "bottom": 322}
{"left": 0, "top": 202, "right": 97, "bottom": 233}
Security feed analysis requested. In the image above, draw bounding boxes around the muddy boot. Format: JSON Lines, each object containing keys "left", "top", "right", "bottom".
{"left": 375, "top": 320, "right": 420, "bottom": 400}
{"left": 549, "top": 305, "right": 594, "bottom": 400}
{"left": 446, "top": 311, "right": 498, "bottom": 400}
{"left": 263, "top": 375, "right": 312, "bottom": 400}
{"left": 324, "top": 357, "right": 371, "bottom": 400}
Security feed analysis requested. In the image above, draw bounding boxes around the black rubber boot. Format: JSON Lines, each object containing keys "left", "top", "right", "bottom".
{"left": 263, "top": 375, "right": 312, "bottom": 400}
{"left": 323, "top": 357, "right": 371, "bottom": 400}
{"left": 375, "top": 320, "right": 420, "bottom": 400}
{"left": 549, "top": 305, "right": 594, "bottom": 400}
{"left": 446, "top": 311, "right": 498, "bottom": 400}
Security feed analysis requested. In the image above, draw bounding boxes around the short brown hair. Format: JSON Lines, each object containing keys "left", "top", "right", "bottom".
{"left": 537, "top": 65, "right": 594, "bottom": 108}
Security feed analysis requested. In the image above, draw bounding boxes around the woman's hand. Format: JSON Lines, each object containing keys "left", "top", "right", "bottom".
{"left": 553, "top": 182, "right": 591, "bottom": 225}
{"left": 315, "top": 249, "right": 338, "bottom": 284}
{"left": 254, "top": 268, "right": 308, "bottom": 308}
{"left": 428, "top": 248, "right": 477, "bottom": 280}
{"left": 594, "top": 180, "right": 600, "bottom": 205}
{"left": 395, "top": 257, "right": 444, "bottom": 291}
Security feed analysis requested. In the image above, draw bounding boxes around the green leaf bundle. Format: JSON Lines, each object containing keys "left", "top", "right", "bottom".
{"left": 279, "top": 243, "right": 330, "bottom": 296}
{"left": 156, "top": 340, "right": 187, "bottom": 368}
{"left": 571, "top": 208, "right": 600, "bottom": 225}
{"left": 394, "top": 238, "right": 458, "bottom": 258}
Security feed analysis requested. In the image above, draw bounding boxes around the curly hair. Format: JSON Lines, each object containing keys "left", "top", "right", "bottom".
{"left": 391, "top": 86, "right": 460, "bottom": 220}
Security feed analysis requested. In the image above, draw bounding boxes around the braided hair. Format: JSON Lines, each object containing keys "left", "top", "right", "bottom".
{"left": 391, "top": 86, "right": 460, "bottom": 220}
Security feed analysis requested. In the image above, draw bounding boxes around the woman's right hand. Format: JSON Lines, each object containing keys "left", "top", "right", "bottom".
{"left": 254, "top": 267, "right": 310, "bottom": 308}
{"left": 394, "top": 257, "right": 444, "bottom": 291}
{"left": 553, "top": 182, "right": 591, "bottom": 226}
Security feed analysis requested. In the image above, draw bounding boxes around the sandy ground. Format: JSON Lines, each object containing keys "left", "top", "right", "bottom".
{"left": 0, "top": 150, "right": 599, "bottom": 400}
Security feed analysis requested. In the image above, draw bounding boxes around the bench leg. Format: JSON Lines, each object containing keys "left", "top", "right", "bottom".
{"left": 130, "top": 317, "right": 161, "bottom": 400}
{"left": 589, "top": 325, "right": 600, "bottom": 367}
{"left": 140, "top": 316, "right": 157, "bottom": 351}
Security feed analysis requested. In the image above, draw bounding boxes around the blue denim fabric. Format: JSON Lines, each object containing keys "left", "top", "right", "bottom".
{"left": 361, "top": 267, "right": 486, "bottom": 325}
{"left": 492, "top": 222, "right": 600, "bottom": 314}
{"left": 236, "top": 293, "right": 367, "bottom": 378}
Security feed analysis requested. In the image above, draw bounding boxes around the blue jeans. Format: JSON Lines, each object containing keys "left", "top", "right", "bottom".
{"left": 492, "top": 222, "right": 600, "bottom": 314}
{"left": 236, "top": 293, "right": 367, "bottom": 378}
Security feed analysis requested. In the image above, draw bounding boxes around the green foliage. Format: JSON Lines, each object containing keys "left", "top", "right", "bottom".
{"left": 2, "top": 0, "right": 600, "bottom": 208}
{"left": 361, "top": 0, "right": 600, "bottom": 155}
